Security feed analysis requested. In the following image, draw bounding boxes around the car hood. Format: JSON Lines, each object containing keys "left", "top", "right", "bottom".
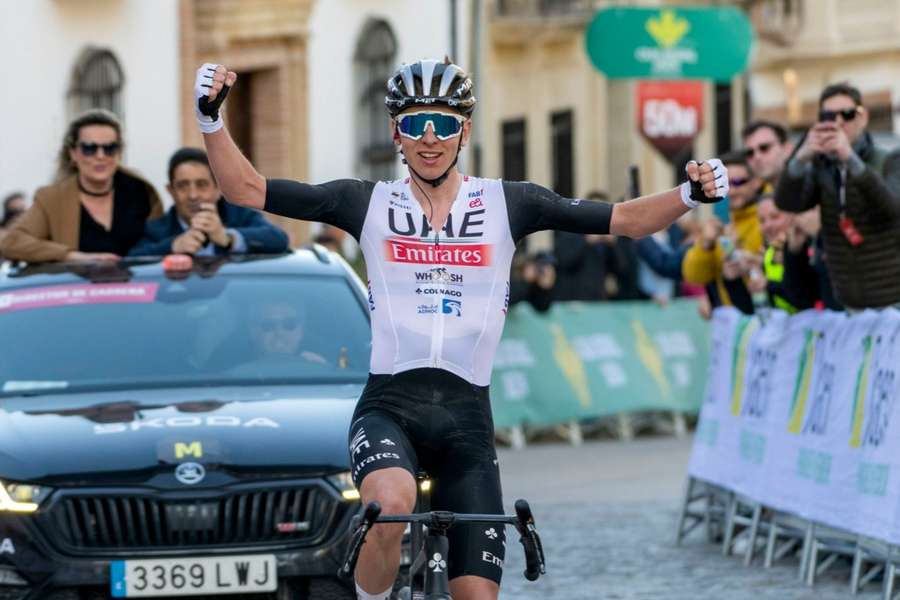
{"left": 0, "top": 384, "right": 363, "bottom": 486}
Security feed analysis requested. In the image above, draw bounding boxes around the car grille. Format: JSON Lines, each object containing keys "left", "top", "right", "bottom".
{"left": 40, "top": 483, "right": 344, "bottom": 555}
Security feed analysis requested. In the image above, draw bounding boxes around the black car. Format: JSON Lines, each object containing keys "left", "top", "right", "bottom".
{"left": 0, "top": 250, "right": 372, "bottom": 599}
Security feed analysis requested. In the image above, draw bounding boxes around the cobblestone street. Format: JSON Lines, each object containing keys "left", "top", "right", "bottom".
{"left": 497, "top": 436, "right": 883, "bottom": 599}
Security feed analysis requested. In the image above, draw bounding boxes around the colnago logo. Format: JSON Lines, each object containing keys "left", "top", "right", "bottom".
{"left": 385, "top": 239, "right": 491, "bottom": 267}
{"left": 415, "top": 267, "right": 463, "bottom": 285}
{"left": 416, "top": 288, "right": 462, "bottom": 298}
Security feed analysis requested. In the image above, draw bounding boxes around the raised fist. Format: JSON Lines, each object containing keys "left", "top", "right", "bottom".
{"left": 194, "top": 63, "right": 237, "bottom": 134}
{"left": 681, "top": 159, "right": 729, "bottom": 207}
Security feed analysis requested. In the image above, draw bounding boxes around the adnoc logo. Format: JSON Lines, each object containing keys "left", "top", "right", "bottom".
{"left": 442, "top": 299, "right": 462, "bottom": 317}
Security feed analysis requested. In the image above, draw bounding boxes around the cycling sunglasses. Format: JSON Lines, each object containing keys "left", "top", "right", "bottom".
{"left": 78, "top": 142, "right": 121, "bottom": 157}
{"left": 818, "top": 107, "right": 860, "bottom": 122}
{"left": 396, "top": 112, "right": 466, "bottom": 141}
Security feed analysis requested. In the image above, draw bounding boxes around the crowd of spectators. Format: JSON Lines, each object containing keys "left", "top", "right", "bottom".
{"left": 4, "top": 80, "right": 900, "bottom": 318}
{"left": 0, "top": 109, "right": 288, "bottom": 265}
{"left": 518, "top": 80, "right": 900, "bottom": 317}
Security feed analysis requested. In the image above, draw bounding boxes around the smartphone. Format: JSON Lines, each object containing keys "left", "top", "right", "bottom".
{"left": 718, "top": 236, "right": 735, "bottom": 258}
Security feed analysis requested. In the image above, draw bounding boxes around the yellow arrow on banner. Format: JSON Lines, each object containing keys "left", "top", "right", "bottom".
{"left": 551, "top": 323, "right": 592, "bottom": 408}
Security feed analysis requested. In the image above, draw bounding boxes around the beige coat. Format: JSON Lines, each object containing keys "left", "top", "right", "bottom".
{"left": 0, "top": 168, "right": 162, "bottom": 263}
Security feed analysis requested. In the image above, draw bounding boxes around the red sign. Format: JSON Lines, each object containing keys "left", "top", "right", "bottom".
{"left": 384, "top": 239, "right": 491, "bottom": 267}
{"left": 637, "top": 81, "right": 704, "bottom": 161}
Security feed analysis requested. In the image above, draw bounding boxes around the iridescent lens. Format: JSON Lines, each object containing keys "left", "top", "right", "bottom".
{"left": 397, "top": 112, "right": 464, "bottom": 141}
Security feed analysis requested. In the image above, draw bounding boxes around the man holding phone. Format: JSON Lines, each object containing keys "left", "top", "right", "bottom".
{"left": 130, "top": 147, "right": 289, "bottom": 257}
{"left": 775, "top": 82, "right": 900, "bottom": 310}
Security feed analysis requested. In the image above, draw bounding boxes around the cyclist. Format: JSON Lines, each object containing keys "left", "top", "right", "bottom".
{"left": 194, "top": 58, "right": 728, "bottom": 600}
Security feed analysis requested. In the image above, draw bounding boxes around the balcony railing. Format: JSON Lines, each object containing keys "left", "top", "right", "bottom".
{"left": 495, "top": 0, "right": 597, "bottom": 19}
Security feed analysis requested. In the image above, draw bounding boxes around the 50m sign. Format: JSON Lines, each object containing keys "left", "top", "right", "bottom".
{"left": 637, "top": 81, "right": 703, "bottom": 162}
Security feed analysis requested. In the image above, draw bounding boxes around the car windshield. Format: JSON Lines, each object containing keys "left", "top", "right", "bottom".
{"left": 0, "top": 274, "right": 371, "bottom": 396}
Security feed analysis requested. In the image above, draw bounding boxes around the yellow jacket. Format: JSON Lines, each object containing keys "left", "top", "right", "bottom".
{"left": 682, "top": 203, "right": 763, "bottom": 305}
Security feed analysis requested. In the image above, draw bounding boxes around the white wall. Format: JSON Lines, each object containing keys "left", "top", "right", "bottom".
{"left": 0, "top": 0, "right": 180, "bottom": 204}
{"left": 306, "top": 0, "right": 470, "bottom": 184}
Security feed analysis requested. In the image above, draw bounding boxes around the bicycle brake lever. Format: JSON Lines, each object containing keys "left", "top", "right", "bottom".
{"left": 337, "top": 502, "right": 382, "bottom": 581}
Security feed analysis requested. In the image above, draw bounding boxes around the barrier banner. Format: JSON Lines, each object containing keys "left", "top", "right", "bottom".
{"left": 490, "top": 299, "right": 710, "bottom": 429}
{"left": 689, "top": 307, "right": 900, "bottom": 544}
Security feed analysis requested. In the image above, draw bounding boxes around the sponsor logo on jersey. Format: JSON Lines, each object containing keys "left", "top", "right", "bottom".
{"left": 350, "top": 428, "right": 370, "bottom": 458}
{"left": 416, "top": 287, "right": 463, "bottom": 298}
{"left": 388, "top": 208, "right": 486, "bottom": 239}
{"left": 467, "top": 188, "right": 484, "bottom": 208}
{"left": 352, "top": 452, "right": 401, "bottom": 479}
{"left": 417, "top": 304, "right": 439, "bottom": 314}
{"left": 389, "top": 191, "right": 412, "bottom": 210}
{"left": 385, "top": 239, "right": 491, "bottom": 267}
{"left": 502, "top": 281, "right": 510, "bottom": 315}
{"left": 442, "top": 298, "right": 462, "bottom": 317}
{"left": 367, "top": 280, "right": 375, "bottom": 311}
{"left": 415, "top": 267, "right": 463, "bottom": 285}
{"left": 481, "top": 551, "right": 503, "bottom": 567}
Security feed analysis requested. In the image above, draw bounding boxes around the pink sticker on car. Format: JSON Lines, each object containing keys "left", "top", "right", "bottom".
{"left": 0, "top": 283, "right": 160, "bottom": 313}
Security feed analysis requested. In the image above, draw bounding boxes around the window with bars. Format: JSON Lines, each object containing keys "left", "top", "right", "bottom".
{"left": 68, "top": 48, "right": 124, "bottom": 118}
{"left": 502, "top": 119, "right": 527, "bottom": 182}
{"left": 354, "top": 20, "right": 398, "bottom": 182}
{"left": 550, "top": 110, "right": 574, "bottom": 198}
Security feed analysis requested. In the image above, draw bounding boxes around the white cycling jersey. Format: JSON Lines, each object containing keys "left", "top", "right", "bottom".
{"left": 264, "top": 174, "right": 613, "bottom": 386}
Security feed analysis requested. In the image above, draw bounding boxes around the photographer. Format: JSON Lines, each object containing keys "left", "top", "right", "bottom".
{"left": 509, "top": 248, "right": 556, "bottom": 313}
{"left": 775, "top": 82, "right": 900, "bottom": 310}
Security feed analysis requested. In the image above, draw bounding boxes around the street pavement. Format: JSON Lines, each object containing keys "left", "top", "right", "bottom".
{"left": 496, "top": 435, "right": 883, "bottom": 599}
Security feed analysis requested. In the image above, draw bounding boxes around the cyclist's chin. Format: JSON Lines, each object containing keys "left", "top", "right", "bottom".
{"left": 410, "top": 157, "right": 453, "bottom": 179}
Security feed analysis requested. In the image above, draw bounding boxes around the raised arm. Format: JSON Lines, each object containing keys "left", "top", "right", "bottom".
{"left": 610, "top": 160, "right": 728, "bottom": 238}
{"left": 503, "top": 158, "right": 728, "bottom": 242}
{"left": 506, "top": 159, "right": 727, "bottom": 243}
{"left": 194, "top": 64, "right": 266, "bottom": 210}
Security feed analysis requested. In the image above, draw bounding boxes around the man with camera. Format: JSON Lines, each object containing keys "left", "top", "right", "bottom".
{"left": 775, "top": 82, "right": 900, "bottom": 310}
{"left": 130, "top": 147, "right": 289, "bottom": 257}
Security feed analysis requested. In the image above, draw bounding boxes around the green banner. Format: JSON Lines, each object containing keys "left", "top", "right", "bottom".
{"left": 585, "top": 7, "right": 754, "bottom": 81}
{"left": 490, "top": 299, "right": 710, "bottom": 429}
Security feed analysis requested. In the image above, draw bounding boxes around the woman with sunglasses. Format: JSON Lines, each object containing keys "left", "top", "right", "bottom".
{"left": 0, "top": 109, "right": 162, "bottom": 263}
{"left": 194, "top": 58, "right": 729, "bottom": 600}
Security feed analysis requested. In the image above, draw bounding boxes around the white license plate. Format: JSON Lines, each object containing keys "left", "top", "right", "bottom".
{"left": 110, "top": 554, "right": 277, "bottom": 597}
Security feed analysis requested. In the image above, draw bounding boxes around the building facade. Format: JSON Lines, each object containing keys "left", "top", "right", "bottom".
{"left": 746, "top": 0, "right": 900, "bottom": 142}
{"left": 1, "top": 0, "right": 181, "bottom": 203}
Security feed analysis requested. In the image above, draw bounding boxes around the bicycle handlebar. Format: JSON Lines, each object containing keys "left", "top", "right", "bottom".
{"left": 514, "top": 499, "right": 546, "bottom": 582}
{"left": 336, "top": 499, "right": 546, "bottom": 583}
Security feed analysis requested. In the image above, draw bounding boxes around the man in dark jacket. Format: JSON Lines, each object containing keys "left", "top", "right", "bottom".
{"left": 775, "top": 82, "right": 900, "bottom": 310}
{"left": 130, "top": 148, "right": 289, "bottom": 257}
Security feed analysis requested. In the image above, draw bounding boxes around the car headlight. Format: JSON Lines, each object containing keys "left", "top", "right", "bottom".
{"left": 0, "top": 481, "right": 53, "bottom": 513}
{"left": 327, "top": 471, "right": 360, "bottom": 502}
